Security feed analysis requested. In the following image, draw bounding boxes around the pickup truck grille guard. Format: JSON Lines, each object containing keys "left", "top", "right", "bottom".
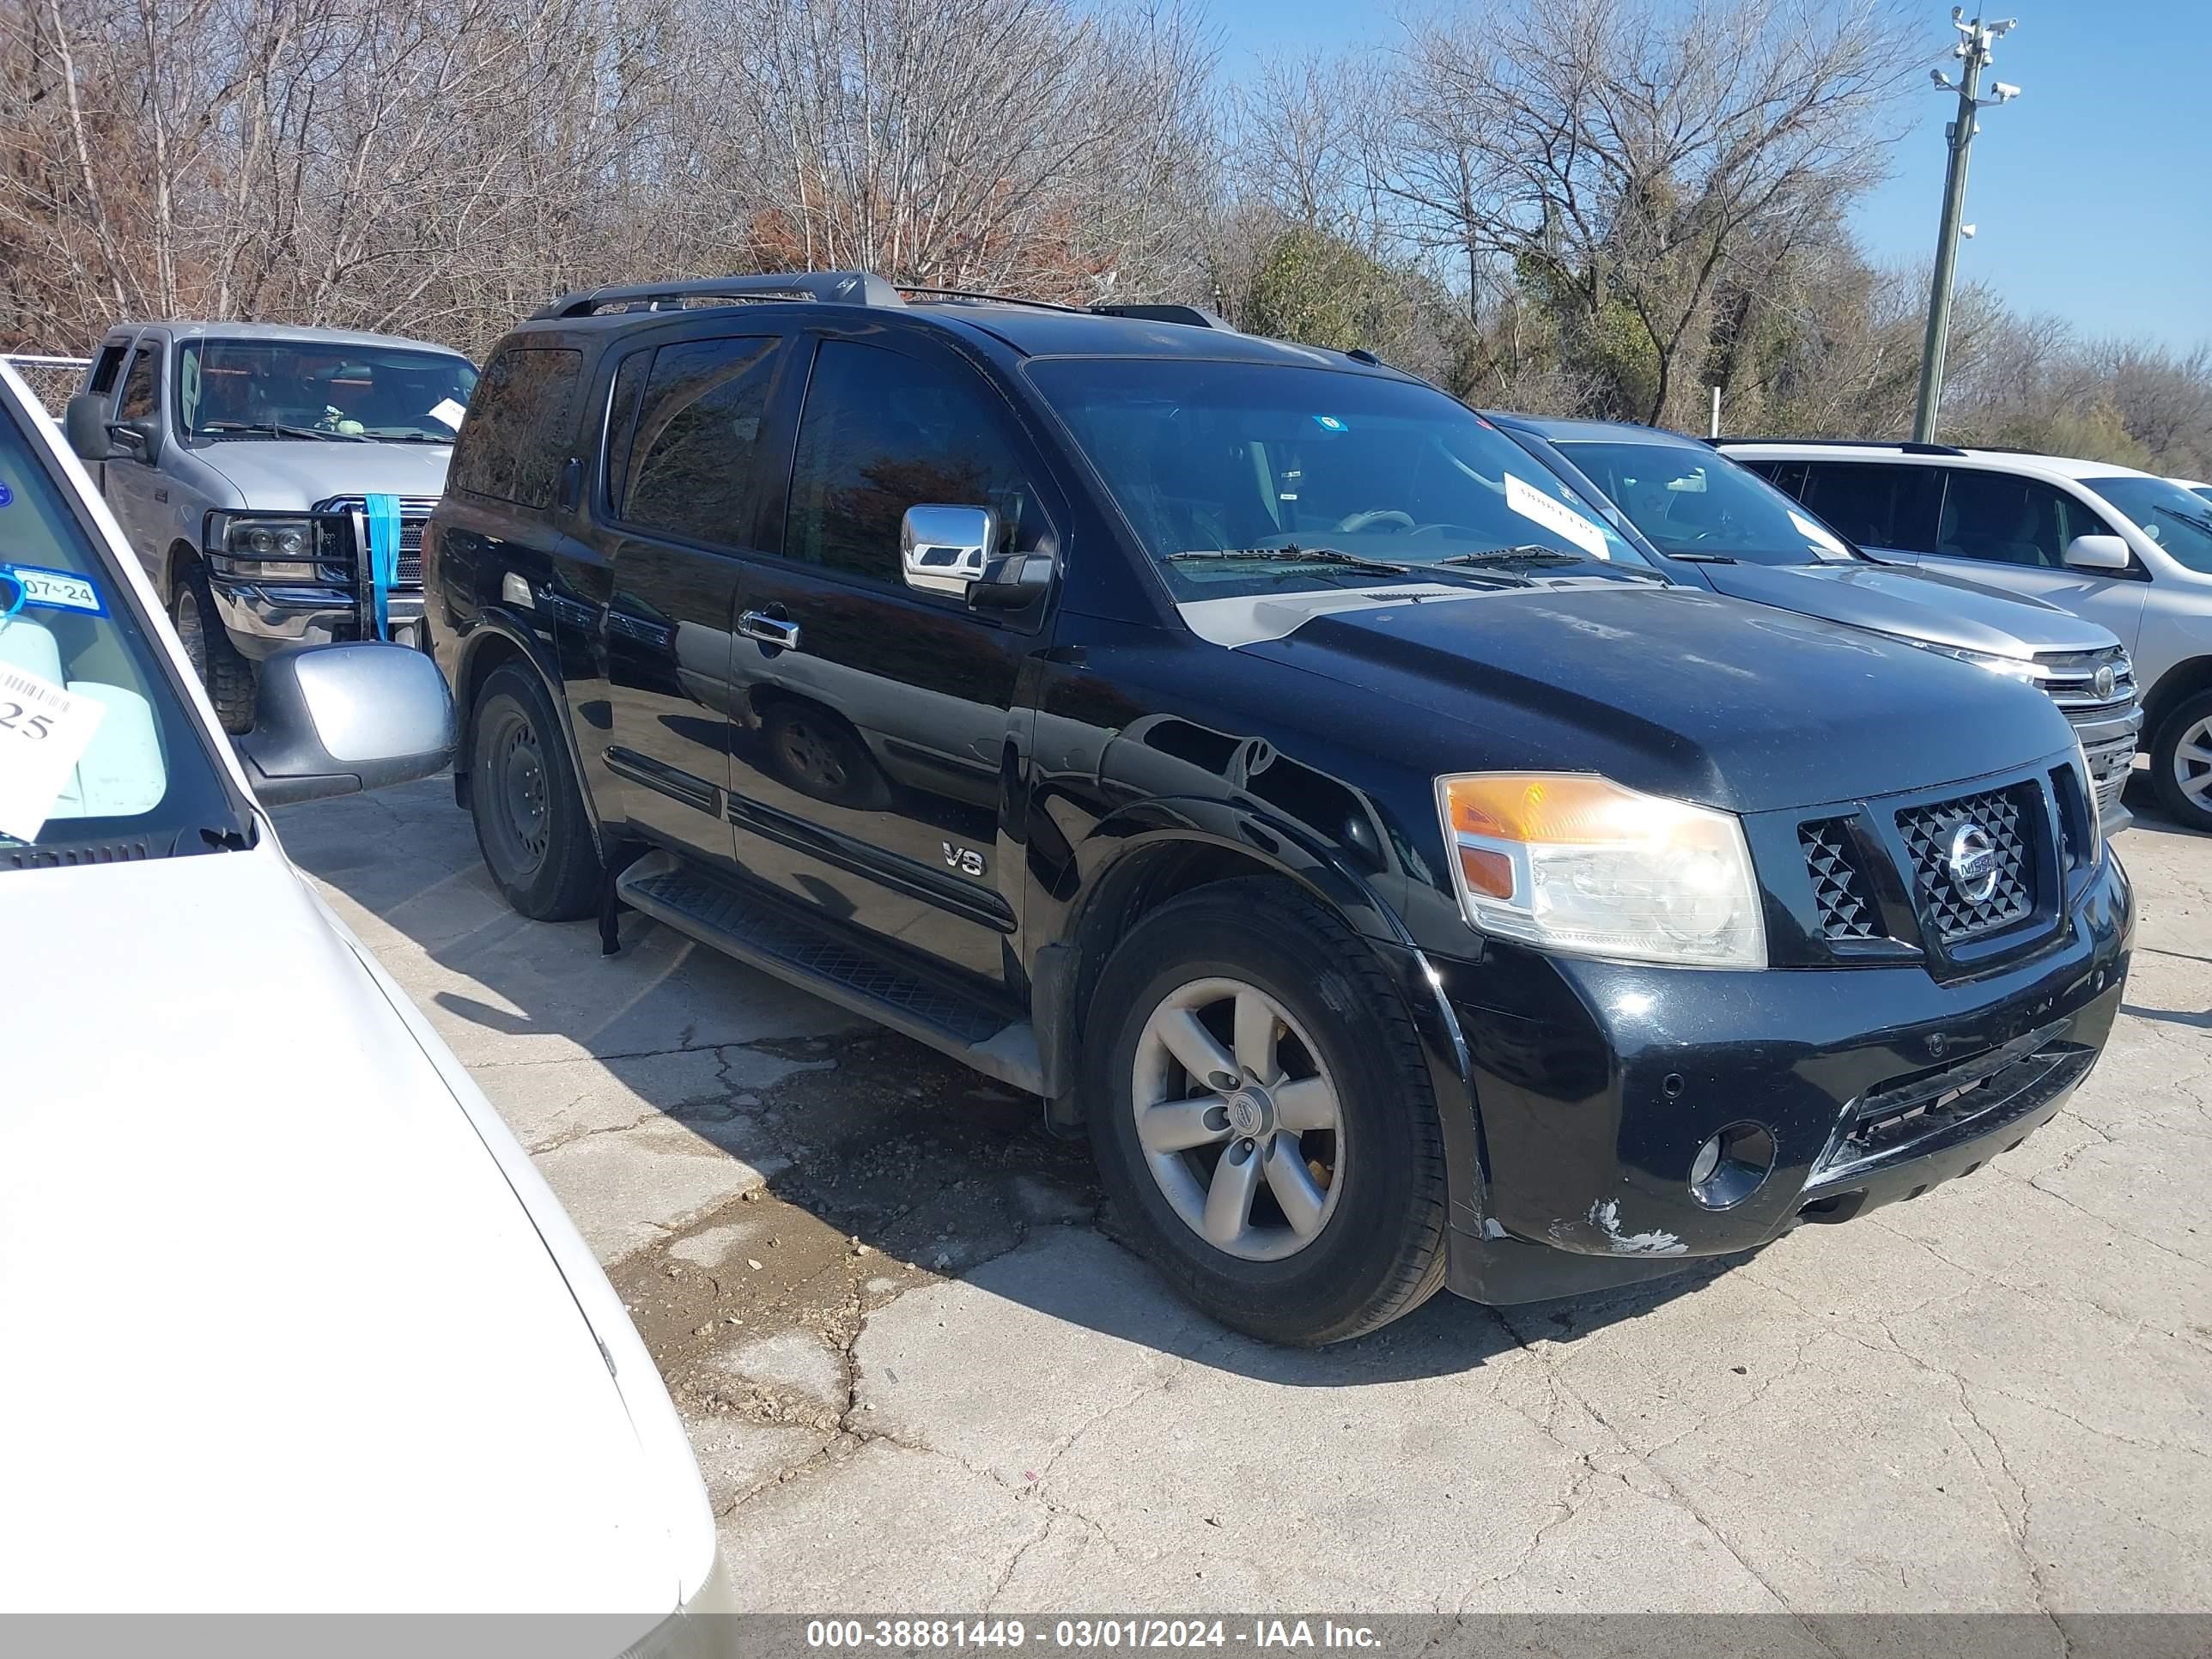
{"left": 311, "top": 495, "right": 434, "bottom": 638}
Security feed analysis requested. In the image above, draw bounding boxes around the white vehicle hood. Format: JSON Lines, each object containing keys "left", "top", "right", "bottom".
{"left": 0, "top": 848, "right": 690, "bottom": 1613}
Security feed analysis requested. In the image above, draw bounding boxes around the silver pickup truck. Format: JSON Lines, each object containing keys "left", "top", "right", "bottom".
{"left": 62, "top": 322, "right": 476, "bottom": 730}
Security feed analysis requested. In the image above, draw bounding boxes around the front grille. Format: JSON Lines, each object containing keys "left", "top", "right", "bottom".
{"left": 2036, "top": 646, "right": 2136, "bottom": 712}
{"left": 1894, "top": 785, "right": 2036, "bottom": 942}
{"left": 1799, "top": 818, "right": 1879, "bottom": 939}
{"left": 315, "top": 495, "right": 435, "bottom": 591}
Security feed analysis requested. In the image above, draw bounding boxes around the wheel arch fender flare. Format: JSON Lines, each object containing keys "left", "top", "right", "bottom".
{"left": 1031, "top": 797, "right": 1487, "bottom": 1226}
{"left": 162, "top": 538, "right": 199, "bottom": 604}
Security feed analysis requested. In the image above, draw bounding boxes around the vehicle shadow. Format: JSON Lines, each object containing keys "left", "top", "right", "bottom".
{"left": 2122, "top": 766, "right": 2211, "bottom": 840}
{"left": 280, "top": 780, "right": 1747, "bottom": 1385}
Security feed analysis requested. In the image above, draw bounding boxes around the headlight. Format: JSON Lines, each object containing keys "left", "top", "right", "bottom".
{"left": 1436, "top": 773, "right": 1767, "bottom": 968}
{"left": 1898, "top": 637, "right": 2043, "bottom": 686}
{"left": 219, "top": 516, "right": 319, "bottom": 581}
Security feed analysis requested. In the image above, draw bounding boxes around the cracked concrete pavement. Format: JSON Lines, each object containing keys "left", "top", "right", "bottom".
{"left": 277, "top": 774, "right": 2212, "bottom": 1621}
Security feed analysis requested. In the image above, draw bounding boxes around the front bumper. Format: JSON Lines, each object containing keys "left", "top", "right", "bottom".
{"left": 1408, "top": 847, "right": 2132, "bottom": 1305}
{"left": 207, "top": 577, "right": 426, "bottom": 659}
{"left": 2068, "top": 704, "right": 2140, "bottom": 834}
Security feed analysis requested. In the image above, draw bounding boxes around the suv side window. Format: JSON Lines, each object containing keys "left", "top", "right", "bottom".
{"left": 1743, "top": 459, "right": 1807, "bottom": 496}
{"left": 612, "top": 336, "right": 781, "bottom": 549}
{"left": 1936, "top": 468, "right": 2075, "bottom": 568}
{"left": 782, "top": 340, "right": 1040, "bottom": 585}
{"left": 1800, "top": 461, "right": 1942, "bottom": 552}
{"left": 2057, "top": 490, "right": 2118, "bottom": 547}
{"left": 118, "top": 347, "right": 159, "bottom": 422}
{"left": 448, "top": 346, "right": 582, "bottom": 509}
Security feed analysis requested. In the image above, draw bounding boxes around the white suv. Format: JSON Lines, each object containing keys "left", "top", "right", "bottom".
{"left": 1721, "top": 441, "right": 2212, "bottom": 830}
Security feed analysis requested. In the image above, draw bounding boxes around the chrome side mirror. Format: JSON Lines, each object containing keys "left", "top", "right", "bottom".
{"left": 234, "top": 642, "right": 455, "bottom": 805}
{"left": 900, "top": 504, "right": 996, "bottom": 596}
{"left": 2063, "top": 533, "right": 2131, "bottom": 572}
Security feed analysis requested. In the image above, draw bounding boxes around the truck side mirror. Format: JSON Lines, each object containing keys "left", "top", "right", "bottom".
{"left": 114, "top": 416, "right": 161, "bottom": 465}
{"left": 234, "top": 642, "right": 456, "bottom": 805}
{"left": 64, "top": 395, "right": 113, "bottom": 462}
{"left": 900, "top": 504, "right": 997, "bottom": 596}
{"left": 2063, "top": 534, "right": 2130, "bottom": 572}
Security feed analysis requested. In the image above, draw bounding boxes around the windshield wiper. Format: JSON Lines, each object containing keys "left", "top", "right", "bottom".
{"left": 367, "top": 430, "right": 457, "bottom": 445}
{"left": 1168, "top": 545, "right": 1415, "bottom": 577}
{"left": 1661, "top": 550, "right": 1739, "bottom": 564}
{"left": 200, "top": 420, "right": 365, "bottom": 443}
{"left": 1436, "top": 544, "right": 1588, "bottom": 569}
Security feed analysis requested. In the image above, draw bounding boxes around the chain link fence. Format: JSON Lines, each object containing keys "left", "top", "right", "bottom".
{"left": 4, "top": 355, "right": 92, "bottom": 416}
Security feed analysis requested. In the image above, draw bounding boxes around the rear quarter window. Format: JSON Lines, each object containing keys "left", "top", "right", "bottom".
{"left": 447, "top": 346, "right": 582, "bottom": 509}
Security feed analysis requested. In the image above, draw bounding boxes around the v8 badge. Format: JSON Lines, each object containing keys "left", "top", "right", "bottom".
{"left": 942, "top": 841, "right": 986, "bottom": 878}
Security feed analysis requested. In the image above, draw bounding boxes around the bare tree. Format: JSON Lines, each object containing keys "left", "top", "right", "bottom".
{"left": 1376, "top": 0, "right": 1923, "bottom": 425}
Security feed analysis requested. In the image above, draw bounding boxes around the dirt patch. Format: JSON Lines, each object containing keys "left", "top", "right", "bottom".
{"left": 611, "top": 1030, "right": 1102, "bottom": 1434}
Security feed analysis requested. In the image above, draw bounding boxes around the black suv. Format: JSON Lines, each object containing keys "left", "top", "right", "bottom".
{"left": 426, "top": 271, "right": 2132, "bottom": 1346}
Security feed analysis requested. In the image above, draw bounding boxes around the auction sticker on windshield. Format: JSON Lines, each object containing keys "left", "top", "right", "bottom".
{"left": 1790, "top": 509, "right": 1853, "bottom": 561}
{"left": 0, "top": 663, "right": 106, "bottom": 841}
{"left": 1505, "top": 473, "right": 1609, "bottom": 560}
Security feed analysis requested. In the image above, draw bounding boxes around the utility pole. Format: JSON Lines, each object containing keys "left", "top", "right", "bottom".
{"left": 1912, "top": 9, "right": 2021, "bottom": 444}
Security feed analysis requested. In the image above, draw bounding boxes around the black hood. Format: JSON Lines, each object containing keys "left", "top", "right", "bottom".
{"left": 1235, "top": 583, "right": 2076, "bottom": 814}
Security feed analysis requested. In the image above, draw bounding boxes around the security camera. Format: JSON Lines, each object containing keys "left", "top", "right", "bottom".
{"left": 1951, "top": 5, "right": 1965, "bottom": 21}
{"left": 1960, "top": 225, "right": 1977, "bottom": 239}
{"left": 1991, "top": 82, "right": 2021, "bottom": 100}
{"left": 1931, "top": 68, "right": 1952, "bottom": 88}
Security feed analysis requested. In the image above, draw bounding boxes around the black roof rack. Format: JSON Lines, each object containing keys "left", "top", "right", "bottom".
{"left": 1709, "top": 435, "right": 1967, "bottom": 457}
{"left": 532, "top": 270, "right": 1241, "bottom": 334}
{"left": 897, "top": 286, "right": 1086, "bottom": 313}
{"left": 533, "top": 270, "right": 908, "bottom": 320}
{"left": 1089, "top": 302, "right": 1232, "bottom": 330}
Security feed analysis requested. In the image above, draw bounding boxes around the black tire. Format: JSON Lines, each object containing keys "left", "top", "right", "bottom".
{"left": 760, "top": 699, "right": 890, "bottom": 810}
{"left": 469, "top": 661, "right": 604, "bottom": 921}
{"left": 1085, "top": 877, "right": 1449, "bottom": 1346}
{"left": 2149, "top": 690, "right": 2212, "bottom": 832}
{"left": 171, "top": 561, "right": 258, "bottom": 734}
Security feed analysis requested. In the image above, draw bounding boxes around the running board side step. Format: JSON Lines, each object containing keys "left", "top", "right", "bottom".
{"left": 616, "top": 850, "right": 1048, "bottom": 1097}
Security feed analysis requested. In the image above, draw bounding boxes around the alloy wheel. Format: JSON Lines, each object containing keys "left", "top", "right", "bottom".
{"left": 2174, "top": 714, "right": 2212, "bottom": 812}
{"left": 1129, "top": 976, "right": 1344, "bottom": 1262}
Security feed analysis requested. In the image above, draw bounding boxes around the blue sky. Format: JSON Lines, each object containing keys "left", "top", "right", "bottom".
{"left": 1205, "top": 1, "right": 2210, "bottom": 350}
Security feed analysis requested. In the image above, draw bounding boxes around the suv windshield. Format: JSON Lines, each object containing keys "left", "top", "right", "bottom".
{"left": 179, "top": 338, "right": 477, "bottom": 443}
{"left": 1559, "top": 440, "right": 1857, "bottom": 566}
{"left": 1026, "top": 360, "right": 1646, "bottom": 598}
{"left": 2081, "top": 475, "right": 2212, "bottom": 574}
{"left": 0, "top": 395, "right": 248, "bottom": 866}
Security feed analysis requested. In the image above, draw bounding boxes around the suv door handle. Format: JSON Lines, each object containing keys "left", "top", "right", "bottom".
{"left": 738, "top": 609, "right": 800, "bottom": 649}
